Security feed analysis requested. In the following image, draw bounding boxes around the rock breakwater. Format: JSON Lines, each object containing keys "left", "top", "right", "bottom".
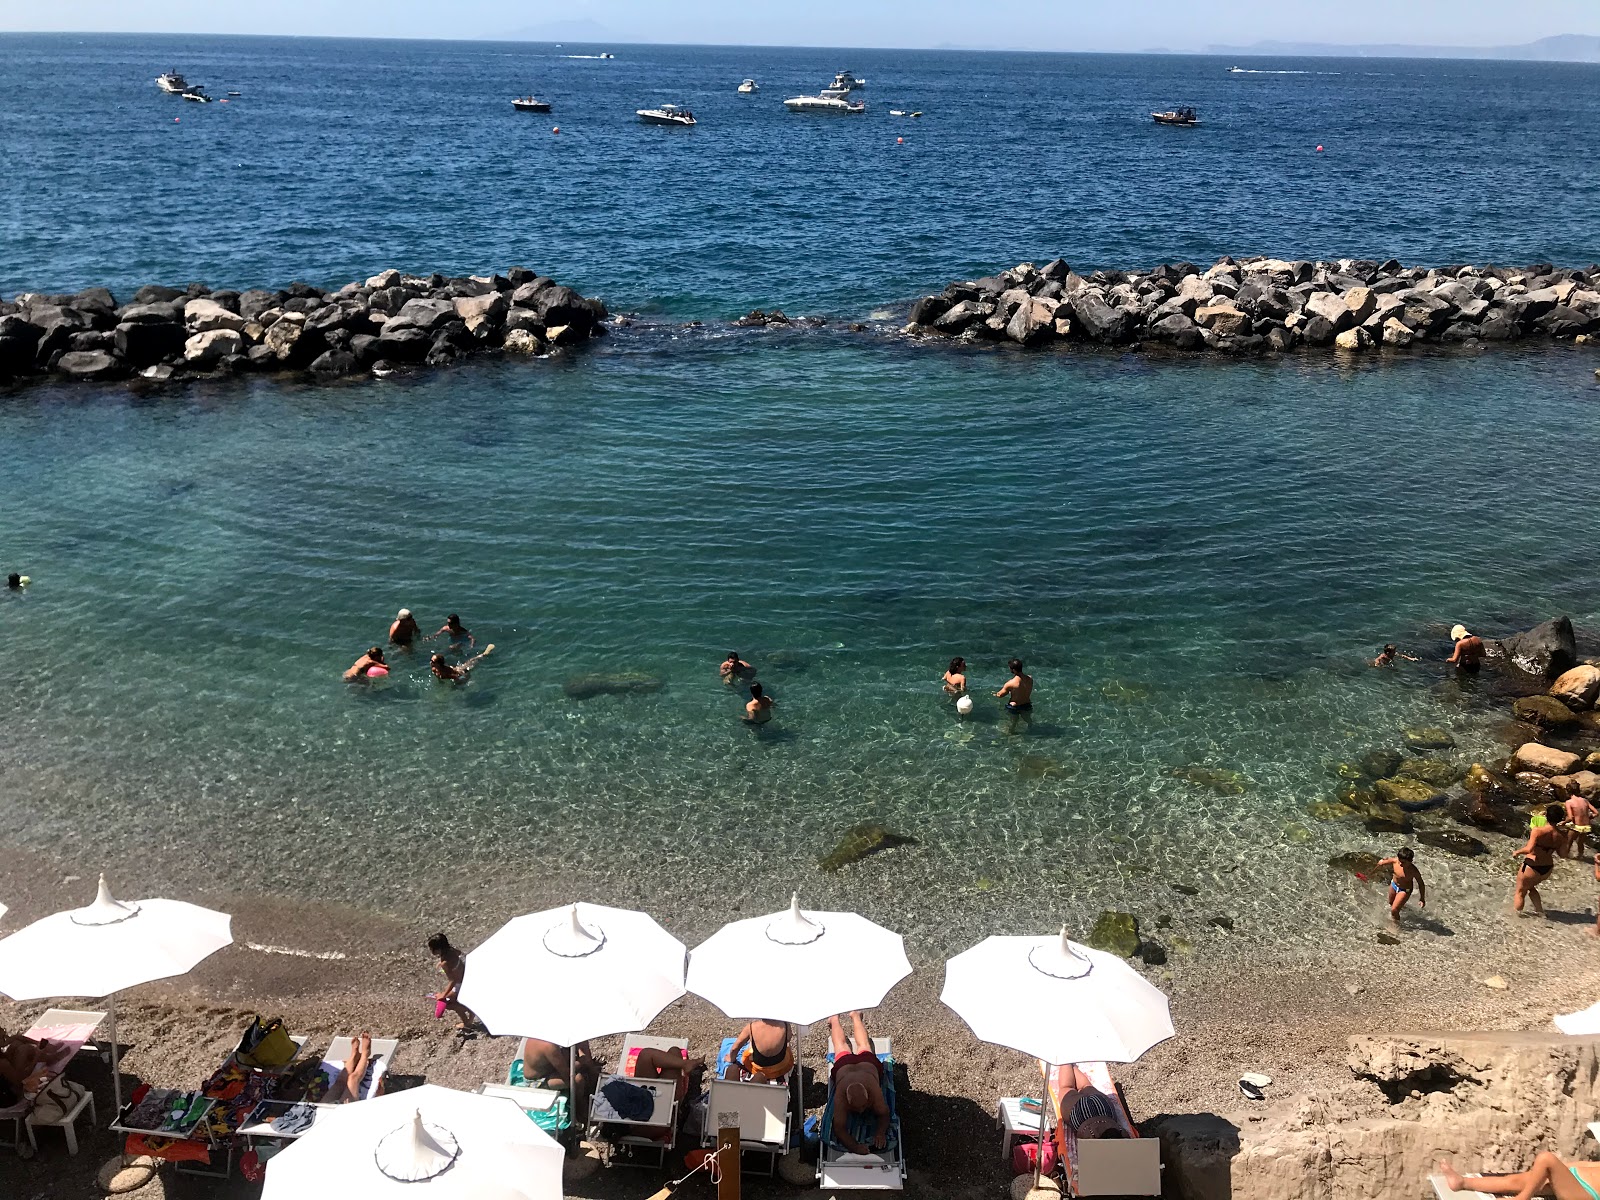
{"left": 905, "top": 257, "right": 1600, "bottom": 355}
{"left": 0, "top": 268, "right": 607, "bottom": 386}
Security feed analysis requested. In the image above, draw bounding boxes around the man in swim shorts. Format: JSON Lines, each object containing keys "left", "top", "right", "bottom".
{"left": 1447, "top": 625, "right": 1485, "bottom": 672}
{"left": 389, "top": 608, "right": 421, "bottom": 647}
{"left": 1376, "top": 847, "right": 1426, "bottom": 925}
{"left": 744, "top": 682, "right": 775, "bottom": 723}
{"left": 723, "top": 1019, "right": 793, "bottom": 1083}
{"left": 343, "top": 646, "right": 386, "bottom": 681}
{"left": 1565, "top": 792, "right": 1593, "bottom": 860}
{"left": 1514, "top": 804, "right": 1566, "bottom": 916}
{"left": 995, "top": 658, "right": 1034, "bottom": 712}
{"left": 830, "top": 1011, "right": 889, "bottom": 1153}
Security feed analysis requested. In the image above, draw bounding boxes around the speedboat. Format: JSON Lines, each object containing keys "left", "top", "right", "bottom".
{"left": 1227, "top": 66, "right": 1246, "bottom": 73}
{"left": 1152, "top": 107, "right": 1198, "bottom": 125}
{"left": 512, "top": 96, "right": 552, "bottom": 112}
{"left": 637, "top": 103, "right": 696, "bottom": 127}
{"left": 819, "top": 69, "right": 865, "bottom": 98}
{"left": 181, "top": 88, "right": 212, "bottom": 103}
{"left": 784, "top": 94, "right": 866, "bottom": 114}
{"left": 156, "top": 71, "right": 191, "bottom": 93}
{"left": 599, "top": 52, "right": 615, "bottom": 59}
{"left": 738, "top": 78, "right": 759, "bottom": 93}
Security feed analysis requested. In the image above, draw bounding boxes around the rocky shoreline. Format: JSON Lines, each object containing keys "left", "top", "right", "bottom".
{"left": 905, "top": 257, "right": 1600, "bottom": 355}
{"left": 0, "top": 267, "right": 607, "bottom": 386}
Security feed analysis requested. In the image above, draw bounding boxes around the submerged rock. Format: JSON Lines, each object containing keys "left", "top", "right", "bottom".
{"left": 818, "top": 822, "right": 917, "bottom": 872}
{"left": 1374, "top": 776, "right": 1443, "bottom": 807}
{"left": 1402, "top": 727, "right": 1456, "bottom": 752}
{"left": 561, "top": 672, "right": 665, "bottom": 700}
{"left": 1396, "top": 758, "right": 1464, "bottom": 788}
{"left": 1086, "top": 911, "right": 1140, "bottom": 958}
{"left": 1512, "top": 695, "right": 1578, "bottom": 729}
{"left": 1328, "top": 851, "right": 1382, "bottom": 878}
{"left": 1416, "top": 829, "right": 1489, "bottom": 858}
{"left": 1360, "top": 749, "right": 1404, "bottom": 779}
{"left": 1167, "top": 765, "right": 1249, "bottom": 795}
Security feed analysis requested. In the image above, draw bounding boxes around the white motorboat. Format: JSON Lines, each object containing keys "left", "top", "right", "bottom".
{"left": 738, "top": 78, "right": 759, "bottom": 93}
{"left": 784, "top": 94, "right": 866, "bottom": 114}
{"left": 180, "top": 88, "right": 212, "bottom": 103}
{"left": 156, "top": 71, "right": 191, "bottom": 93}
{"left": 820, "top": 69, "right": 865, "bottom": 98}
{"left": 636, "top": 103, "right": 696, "bottom": 127}
{"left": 512, "top": 95, "right": 552, "bottom": 113}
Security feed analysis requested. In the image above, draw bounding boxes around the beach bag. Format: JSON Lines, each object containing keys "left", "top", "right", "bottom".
{"left": 237, "top": 1016, "right": 296, "bottom": 1069}
{"left": 1011, "top": 1136, "right": 1058, "bottom": 1178}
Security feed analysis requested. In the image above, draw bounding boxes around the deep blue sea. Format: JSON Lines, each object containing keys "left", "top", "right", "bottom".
{"left": 2, "top": 35, "right": 1600, "bottom": 957}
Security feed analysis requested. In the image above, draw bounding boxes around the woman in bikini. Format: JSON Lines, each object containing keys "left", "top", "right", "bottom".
{"left": 1437, "top": 1153, "right": 1600, "bottom": 1200}
{"left": 942, "top": 657, "right": 968, "bottom": 697}
{"left": 723, "top": 1019, "right": 793, "bottom": 1082}
{"left": 1514, "top": 805, "right": 1567, "bottom": 917}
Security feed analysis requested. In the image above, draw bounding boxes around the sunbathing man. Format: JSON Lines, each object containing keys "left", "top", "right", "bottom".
{"left": 324, "top": 1032, "right": 379, "bottom": 1104}
{"left": 1514, "top": 805, "right": 1567, "bottom": 917}
{"left": 724, "top": 1019, "right": 793, "bottom": 1083}
{"left": 520, "top": 1036, "right": 598, "bottom": 1113}
{"left": 343, "top": 646, "right": 387, "bottom": 681}
{"left": 830, "top": 1012, "right": 890, "bottom": 1153}
{"left": 1437, "top": 1153, "right": 1600, "bottom": 1200}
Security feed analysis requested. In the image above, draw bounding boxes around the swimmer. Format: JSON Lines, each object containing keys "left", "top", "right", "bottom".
{"left": 5, "top": 573, "right": 23, "bottom": 590}
{"left": 343, "top": 646, "right": 387, "bottom": 681}
{"left": 430, "top": 645, "right": 494, "bottom": 682}
{"left": 943, "top": 656, "right": 968, "bottom": 697}
{"left": 1513, "top": 805, "right": 1566, "bottom": 916}
{"left": 1371, "top": 644, "right": 1417, "bottom": 667}
{"left": 1565, "top": 792, "right": 1593, "bottom": 860}
{"left": 995, "top": 658, "right": 1033, "bottom": 712}
{"left": 744, "top": 682, "right": 775, "bottom": 723}
{"left": 721, "top": 651, "right": 754, "bottom": 683}
{"left": 1376, "top": 847, "right": 1425, "bottom": 924}
{"left": 428, "top": 614, "right": 474, "bottom": 648}
{"left": 1447, "top": 625, "right": 1485, "bottom": 672}
{"left": 389, "top": 608, "right": 421, "bottom": 647}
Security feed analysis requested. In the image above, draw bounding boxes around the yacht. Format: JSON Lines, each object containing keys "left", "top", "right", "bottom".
{"left": 636, "top": 103, "right": 696, "bottom": 127}
{"left": 784, "top": 94, "right": 866, "bottom": 114}
{"left": 156, "top": 71, "right": 191, "bottom": 93}
{"left": 820, "top": 69, "right": 865, "bottom": 98}
{"left": 512, "top": 95, "right": 552, "bottom": 113}
{"left": 738, "top": 78, "right": 759, "bottom": 94}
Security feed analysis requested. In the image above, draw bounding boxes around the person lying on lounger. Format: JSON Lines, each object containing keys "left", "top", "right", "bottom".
{"left": 0, "top": 1029, "right": 49, "bottom": 1107}
{"left": 631, "top": 1046, "right": 706, "bottom": 1105}
{"left": 1437, "top": 1152, "right": 1600, "bottom": 1200}
{"left": 724, "top": 1019, "right": 793, "bottom": 1082}
{"left": 830, "top": 1011, "right": 890, "bottom": 1152}
{"left": 1056, "top": 1063, "right": 1128, "bottom": 1139}
{"left": 520, "top": 1037, "right": 598, "bottom": 1111}
{"left": 324, "top": 1032, "right": 382, "bottom": 1104}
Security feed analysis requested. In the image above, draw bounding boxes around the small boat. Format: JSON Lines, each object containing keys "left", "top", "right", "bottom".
{"left": 820, "top": 69, "right": 865, "bottom": 98}
{"left": 890, "top": 109, "right": 924, "bottom": 118}
{"left": 599, "top": 52, "right": 615, "bottom": 59}
{"left": 156, "top": 71, "right": 191, "bottom": 93}
{"left": 784, "top": 94, "right": 866, "bottom": 114}
{"left": 738, "top": 79, "right": 759, "bottom": 94}
{"left": 1227, "top": 66, "right": 1246, "bottom": 73}
{"left": 1152, "top": 107, "right": 1198, "bottom": 125}
{"left": 181, "top": 88, "right": 212, "bottom": 103}
{"left": 512, "top": 96, "right": 552, "bottom": 113}
{"left": 227, "top": 91, "right": 241, "bottom": 97}
{"left": 636, "top": 103, "right": 696, "bottom": 127}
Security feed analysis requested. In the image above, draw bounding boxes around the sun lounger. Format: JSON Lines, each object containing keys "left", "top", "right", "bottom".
{"left": 703, "top": 1071, "right": 791, "bottom": 1176}
{"left": 818, "top": 1036, "right": 905, "bottom": 1191}
{"left": 499, "top": 1055, "right": 573, "bottom": 1135}
{"left": 1429, "top": 1174, "right": 1494, "bottom": 1200}
{"left": 586, "top": 1034, "right": 687, "bottom": 1167}
{"left": 317, "top": 1036, "right": 396, "bottom": 1102}
{"left": 0, "top": 1008, "right": 107, "bottom": 1158}
{"left": 1042, "top": 1060, "right": 1161, "bottom": 1197}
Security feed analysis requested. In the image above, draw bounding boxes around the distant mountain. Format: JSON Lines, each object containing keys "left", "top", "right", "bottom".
{"left": 1207, "top": 34, "right": 1600, "bottom": 62}
{"left": 499, "top": 19, "right": 617, "bottom": 44}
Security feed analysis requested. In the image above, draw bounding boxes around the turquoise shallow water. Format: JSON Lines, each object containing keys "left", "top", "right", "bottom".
{"left": 4, "top": 334, "right": 1600, "bottom": 953}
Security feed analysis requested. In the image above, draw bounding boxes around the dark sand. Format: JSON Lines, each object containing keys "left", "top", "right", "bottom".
{"left": 3, "top": 837, "right": 1599, "bottom": 1200}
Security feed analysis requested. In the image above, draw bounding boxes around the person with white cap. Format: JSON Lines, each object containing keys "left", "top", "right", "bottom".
{"left": 389, "top": 608, "right": 421, "bottom": 647}
{"left": 1447, "top": 624, "right": 1485, "bottom": 673}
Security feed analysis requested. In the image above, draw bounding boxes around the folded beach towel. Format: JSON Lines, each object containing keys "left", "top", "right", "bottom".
{"left": 600, "top": 1079, "right": 654, "bottom": 1122}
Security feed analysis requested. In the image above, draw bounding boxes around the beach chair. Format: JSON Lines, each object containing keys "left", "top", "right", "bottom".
{"left": 1042, "top": 1060, "right": 1161, "bottom": 1196}
{"left": 1429, "top": 1176, "right": 1493, "bottom": 1200}
{"left": 498, "top": 1050, "right": 573, "bottom": 1135}
{"left": 585, "top": 1034, "right": 687, "bottom": 1168}
{"left": 317, "top": 1036, "right": 397, "bottom": 1102}
{"left": 817, "top": 1036, "right": 906, "bottom": 1191}
{"left": 703, "top": 1073, "right": 791, "bottom": 1176}
{"left": 0, "top": 1008, "right": 106, "bottom": 1158}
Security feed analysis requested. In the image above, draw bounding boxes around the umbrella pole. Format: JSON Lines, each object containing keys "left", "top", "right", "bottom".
{"left": 109, "top": 992, "right": 122, "bottom": 1117}
{"left": 1033, "top": 1061, "right": 1051, "bottom": 1193}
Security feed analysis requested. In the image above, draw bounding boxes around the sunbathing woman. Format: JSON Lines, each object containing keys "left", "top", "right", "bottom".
{"left": 724, "top": 1019, "right": 793, "bottom": 1082}
{"left": 0, "top": 1029, "right": 49, "bottom": 1107}
{"left": 1055, "top": 1063, "right": 1127, "bottom": 1140}
{"left": 1514, "top": 805, "right": 1567, "bottom": 916}
{"left": 325, "top": 1032, "right": 378, "bottom": 1104}
{"left": 1437, "top": 1153, "right": 1600, "bottom": 1200}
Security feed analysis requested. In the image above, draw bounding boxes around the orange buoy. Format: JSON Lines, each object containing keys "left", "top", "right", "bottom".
{"left": 1316, "top": 144, "right": 1324, "bottom": 152}
{"left": 552, "top": 126, "right": 560, "bottom": 134}
{"left": 174, "top": 117, "right": 180, "bottom": 123}
{"left": 897, "top": 137, "right": 903, "bottom": 144}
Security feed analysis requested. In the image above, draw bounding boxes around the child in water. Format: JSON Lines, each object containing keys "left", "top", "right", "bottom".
{"left": 1376, "top": 847, "right": 1426, "bottom": 924}
{"left": 1371, "top": 644, "right": 1417, "bottom": 667}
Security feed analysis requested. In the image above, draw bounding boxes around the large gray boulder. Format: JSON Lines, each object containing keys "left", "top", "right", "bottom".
{"left": 184, "top": 297, "right": 246, "bottom": 333}
{"left": 1304, "top": 291, "right": 1353, "bottom": 332}
{"left": 114, "top": 320, "right": 185, "bottom": 365}
{"left": 184, "top": 329, "right": 243, "bottom": 366}
{"left": 1004, "top": 297, "right": 1054, "bottom": 346}
{"left": 308, "top": 349, "right": 360, "bottom": 376}
{"left": 384, "top": 297, "right": 456, "bottom": 334}
{"left": 55, "top": 349, "right": 124, "bottom": 380}
{"left": 237, "top": 289, "right": 284, "bottom": 322}
{"left": 373, "top": 325, "right": 432, "bottom": 362}
{"left": 1148, "top": 313, "right": 1203, "bottom": 349}
{"left": 1069, "top": 291, "right": 1133, "bottom": 343}
{"left": 131, "top": 284, "right": 184, "bottom": 304}
{"left": 454, "top": 292, "right": 508, "bottom": 327}
{"left": 264, "top": 317, "right": 327, "bottom": 367}
{"left": 119, "top": 301, "right": 185, "bottom": 325}
{"left": 1500, "top": 617, "right": 1578, "bottom": 678}
{"left": 931, "top": 300, "right": 989, "bottom": 334}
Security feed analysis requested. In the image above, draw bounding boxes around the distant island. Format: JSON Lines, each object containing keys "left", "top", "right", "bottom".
{"left": 1208, "top": 33, "right": 1600, "bottom": 62}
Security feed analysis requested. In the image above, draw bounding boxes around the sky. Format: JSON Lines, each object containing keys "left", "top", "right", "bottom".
{"left": 2, "top": 1, "right": 1597, "bottom": 52}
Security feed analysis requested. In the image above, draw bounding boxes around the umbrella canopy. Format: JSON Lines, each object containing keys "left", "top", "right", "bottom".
{"left": 460, "top": 902, "right": 686, "bottom": 1046}
{"left": 263, "top": 1083, "right": 563, "bottom": 1200}
{"left": 1555, "top": 1000, "right": 1600, "bottom": 1036}
{"left": 686, "top": 893, "right": 912, "bottom": 1026}
{"left": 0, "top": 876, "right": 232, "bottom": 1001}
{"left": 940, "top": 928, "right": 1174, "bottom": 1065}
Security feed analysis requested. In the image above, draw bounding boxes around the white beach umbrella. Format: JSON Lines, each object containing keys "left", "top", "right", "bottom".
{"left": 263, "top": 1083, "right": 563, "bottom": 1200}
{"left": 0, "top": 875, "right": 233, "bottom": 1113}
{"left": 941, "top": 928, "right": 1174, "bottom": 1190}
{"left": 460, "top": 902, "right": 687, "bottom": 1047}
{"left": 686, "top": 893, "right": 913, "bottom": 1027}
{"left": 1555, "top": 1000, "right": 1600, "bottom": 1036}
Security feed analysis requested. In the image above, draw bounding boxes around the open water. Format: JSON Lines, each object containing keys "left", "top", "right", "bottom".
{"left": 2, "top": 36, "right": 1600, "bottom": 956}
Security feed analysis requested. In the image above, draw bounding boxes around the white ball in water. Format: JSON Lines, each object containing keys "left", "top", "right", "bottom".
{"left": 956, "top": 695, "right": 974, "bottom": 715}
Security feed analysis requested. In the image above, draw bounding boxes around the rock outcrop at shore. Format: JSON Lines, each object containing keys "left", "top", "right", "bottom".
{"left": 905, "top": 257, "right": 1600, "bottom": 355}
{"left": 0, "top": 268, "right": 607, "bottom": 386}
